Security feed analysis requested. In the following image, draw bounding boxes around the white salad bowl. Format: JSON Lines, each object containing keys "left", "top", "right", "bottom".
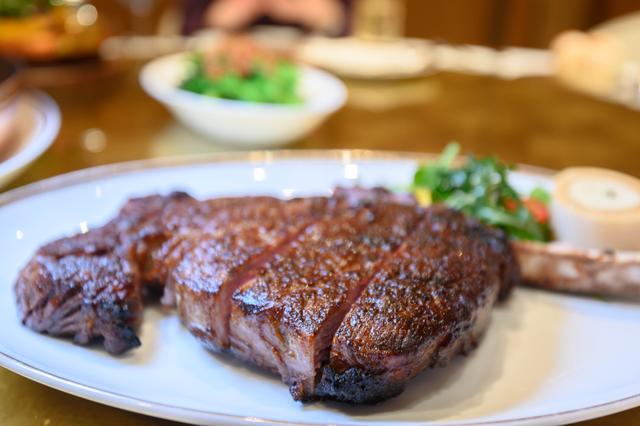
{"left": 140, "top": 52, "right": 347, "bottom": 147}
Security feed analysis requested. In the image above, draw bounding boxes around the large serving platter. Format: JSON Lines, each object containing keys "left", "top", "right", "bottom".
{"left": 0, "top": 151, "right": 638, "bottom": 426}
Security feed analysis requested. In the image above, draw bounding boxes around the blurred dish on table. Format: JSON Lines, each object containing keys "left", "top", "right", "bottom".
{"left": 140, "top": 37, "right": 346, "bottom": 147}
{"left": 0, "top": 1, "right": 123, "bottom": 88}
{"left": 0, "top": 60, "right": 21, "bottom": 151}
{"left": 0, "top": 1, "right": 107, "bottom": 63}
{"left": 297, "top": 36, "right": 433, "bottom": 80}
{"left": 550, "top": 30, "right": 640, "bottom": 110}
{"left": 179, "top": 35, "right": 302, "bottom": 105}
{"left": 551, "top": 31, "right": 626, "bottom": 97}
{"left": 0, "top": 91, "right": 60, "bottom": 189}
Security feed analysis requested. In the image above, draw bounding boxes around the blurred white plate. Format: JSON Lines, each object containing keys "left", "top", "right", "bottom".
{"left": 0, "top": 91, "right": 60, "bottom": 189}
{"left": 0, "top": 151, "right": 639, "bottom": 425}
{"left": 140, "top": 53, "right": 346, "bottom": 147}
{"left": 297, "top": 37, "right": 433, "bottom": 80}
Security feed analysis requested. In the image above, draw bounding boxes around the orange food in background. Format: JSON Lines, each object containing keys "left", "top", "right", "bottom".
{"left": 0, "top": 5, "right": 106, "bottom": 62}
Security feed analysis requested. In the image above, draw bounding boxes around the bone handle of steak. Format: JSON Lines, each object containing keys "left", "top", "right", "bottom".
{"left": 514, "top": 240, "right": 640, "bottom": 300}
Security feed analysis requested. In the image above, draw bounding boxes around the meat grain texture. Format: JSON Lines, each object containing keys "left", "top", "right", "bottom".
{"left": 14, "top": 188, "right": 519, "bottom": 403}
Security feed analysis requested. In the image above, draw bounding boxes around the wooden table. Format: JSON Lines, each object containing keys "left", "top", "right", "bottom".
{"left": 2, "top": 63, "right": 640, "bottom": 425}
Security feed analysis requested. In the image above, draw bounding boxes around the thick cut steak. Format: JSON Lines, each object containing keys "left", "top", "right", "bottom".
{"left": 316, "top": 207, "right": 518, "bottom": 403}
{"left": 15, "top": 192, "right": 191, "bottom": 354}
{"left": 14, "top": 188, "right": 519, "bottom": 403}
{"left": 170, "top": 196, "right": 329, "bottom": 349}
{"left": 144, "top": 196, "right": 280, "bottom": 294}
{"left": 15, "top": 254, "right": 142, "bottom": 354}
{"left": 229, "top": 201, "right": 421, "bottom": 400}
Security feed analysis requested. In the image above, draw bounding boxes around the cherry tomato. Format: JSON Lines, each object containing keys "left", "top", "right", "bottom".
{"left": 524, "top": 198, "right": 549, "bottom": 224}
{"left": 503, "top": 197, "right": 518, "bottom": 212}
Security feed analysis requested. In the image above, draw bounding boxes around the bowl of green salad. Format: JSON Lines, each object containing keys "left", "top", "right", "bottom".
{"left": 140, "top": 36, "right": 347, "bottom": 146}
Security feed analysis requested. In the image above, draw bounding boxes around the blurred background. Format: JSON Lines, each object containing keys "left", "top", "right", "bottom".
{"left": 1, "top": 0, "right": 640, "bottom": 190}
{"left": 5, "top": 0, "right": 640, "bottom": 48}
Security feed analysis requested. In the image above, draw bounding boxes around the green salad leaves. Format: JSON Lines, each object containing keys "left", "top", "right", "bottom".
{"left": 181, "top": 54, "right": 301, "bottom": 105}
{"left": 0, "top": 0, "right": 51, "bottom": 16}
{"left": 413, "top": 143, "right": 552, "bottom": 241}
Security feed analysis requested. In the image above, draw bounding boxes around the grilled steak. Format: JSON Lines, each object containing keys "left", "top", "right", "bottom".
{"left": 15, "top": 192, "right": 191, "bottom": 353}
{"left": 316, "top": 207, "right": 518, "bottom": 403}
{"left": 14, "top": 188, "right": 519, "bottom": 402}
{"left": 170, "top": 196, "right": 328, "bottom": 349}
{"left": 229, "top": 200, "right": 421, "bottom": 400}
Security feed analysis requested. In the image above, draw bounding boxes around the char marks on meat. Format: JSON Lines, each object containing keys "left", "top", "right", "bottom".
{"left": 14, "top": 188, "right": 519, "bottom": 402}
{"left": 169, "top": 196, "right": 328, "bottom": 349}
{"left": 16, "top": 254, "right": 141, "bottom": 354}
{"left": 229, "top": 200, "right": 421, "bottom": 400}
{"left": 15, "top": 192, "right": 190, "bottom": 354}
{"left": 316, "top": 207, "right": 518, "bottom": 403}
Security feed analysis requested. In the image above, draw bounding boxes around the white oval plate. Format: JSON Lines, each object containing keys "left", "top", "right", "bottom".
{"left": 0, "top": 90, "right": 60, "bottom": 188}
{"left": 0, "top": 151, "right": 639, "bottom": 426}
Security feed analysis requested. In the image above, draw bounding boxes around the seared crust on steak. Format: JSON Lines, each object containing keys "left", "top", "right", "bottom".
{"left": 171, "top": 196, "right": 329, "bottom": 350}
{"left": 229, "top": 200, "right": 422, "bottom": 400}
{"left": 316, "top": 207, "right": 518, "bottom": 403}
{"left": 16, "top": 254, "right": 143, "bottom": 354}
{"left": 14, "top": 188, "right": 518, "bottom": 402}
{"left": 15, "top": 192, "right": 191, "bottom": 354}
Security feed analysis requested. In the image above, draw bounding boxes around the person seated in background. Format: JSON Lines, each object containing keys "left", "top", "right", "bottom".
{"left": 183, "top": 0, "right": 350, "bottom": 36}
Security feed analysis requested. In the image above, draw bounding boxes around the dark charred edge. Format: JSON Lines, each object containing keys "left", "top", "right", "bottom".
{"left": 78, "top": 300, "right": 142, "bottom": 354}
{"left": 314, "top": 366, "right": 404, "bottom": 404}
{"left": 314, "top": 312, "right": 488, "bottom": 404}
{"left": 302, "top": 210, "right": 426, "bottom": 403}
{"left": 23, "top": 299, "right": 142, "bottom": 355}
{"left": 94, "top": 323, "right": 141, "bottom": 355}
{"left": 229, "top": 198, "right": 422, "bottom": 401}
{"left": 300, "top": 212, "right": 425, "bottom": 401}
{"left": 497, "top": 251, "right": 520, "bottom": 301}
{"left": 463, "top": 216, "right": 520, "bottom": 301}
{"left": 312, "top": 211, "right": 511, "bottom": 404}
{"left": 17, "top": 193, "right": 188, "bottom": 355}
{"left": 293, "top": 205, "right": 424, "bottom": 401}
